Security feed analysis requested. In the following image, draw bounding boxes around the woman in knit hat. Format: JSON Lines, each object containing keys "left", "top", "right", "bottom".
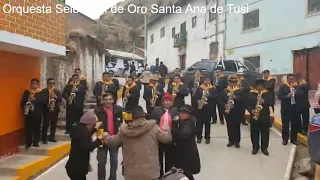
{"left": 65, "top": 110, "right": 108, "bottom": 180}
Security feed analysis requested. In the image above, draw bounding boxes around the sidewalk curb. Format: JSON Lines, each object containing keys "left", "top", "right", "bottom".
{"left": 12, "top": 143, "right": 70, "bottom": 180}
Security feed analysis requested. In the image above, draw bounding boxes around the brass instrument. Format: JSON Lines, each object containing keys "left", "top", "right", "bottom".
{"left": 68, "top": 83, "right": 77, "bottom": 105}
{"left": 290, "top": 85, "right": 296, "bottom": 104}
{"left": 192, "top": 71, "right": 202, "bottom": 96}
{"left": 198, "top": 89, "right": 209, "bottom": 110}
{"left": 253, "top": 92, "right": 263, "bottom": 120}
{"left": 92, "top": 117, "right": 104, "bottom": 147}
{"left": 122, "top": 86, "right": 130, "bottom": 107}
{"left": 24, "top": 93, "right": 34, "bottom": 115}
{"left": 151, "top": 85, "right": 159, "bottom": 108}
{"left": 237, "top": 78, "right": 242, "bottom": 88}
{"left": 172, "top": 84, "right": 179, "bottom": 104}
{"left": 225, "top": 87, "right": 235, "bottom": 114}
{"left": 48, "top": 87, "right": 56, "bottom": 112}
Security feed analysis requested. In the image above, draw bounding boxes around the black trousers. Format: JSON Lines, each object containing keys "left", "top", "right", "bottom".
{"left": 250, "top": 121, "right": 270, "bottom": 150}
{"left": 146, "top": 100, "right": 155, "bottom": 114}
{"left": 298, "top": 107, "right": 310, "bottom": 133}
{"left": 42, "top": 110, "right": 59, "bottom": 141}
{"left": 25, "top": 113, "right": 42, "bottom": 146}
{"left": 159, "top": 143, "right": 174, "bottom": 177}
{"left": 67, "top": 170, "right": 86, "bottom": 180}
{"left": 281, "top": 105, "right": 299, "bottom": 142}
{"left": 240, "top": 107, "right": 246, "bottom": 123}
{"left": 196, "top": 111, "right": 211, "bottom": 140}
{"left": 66, "top": 106, "right": 83, "bottom": 133}
{"left": 225, "top": 113, "right": 241, "bottom": 144}
{"left": 217, "top": 102, "right": 225, "bottom": 122}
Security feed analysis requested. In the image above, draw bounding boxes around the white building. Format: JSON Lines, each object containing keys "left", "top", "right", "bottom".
{"left": 146, "top": 0, "right": 226, "bottom": 71}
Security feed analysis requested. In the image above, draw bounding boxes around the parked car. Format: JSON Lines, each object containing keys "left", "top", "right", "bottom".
{"left": 181, "top": 59, "right": 262, "bottom": 87}
{"left": 106, "top": 62, "right": 124, "bottom": 77}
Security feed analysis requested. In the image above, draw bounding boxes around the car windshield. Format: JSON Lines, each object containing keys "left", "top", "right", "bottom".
{"left": 190, "top": 61, "right": 215, "bottom": 70}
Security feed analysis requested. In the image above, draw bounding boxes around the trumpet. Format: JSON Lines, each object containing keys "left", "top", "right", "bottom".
{"left": 253, "top": 92, "right": 263, "bottom": 120}
{"left": 225, "top": 87, "right": 235, "bottom": 114}
{"left": 198, "top": 89, "right": 209, "bottom": 110}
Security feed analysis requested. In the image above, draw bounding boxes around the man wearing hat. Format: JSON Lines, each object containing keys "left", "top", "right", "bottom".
{"left": 93, "top": 72, "right": 118, "bottom": 107}
{"left": 148, "top": 92, "right": 179, "bottom": 178}
{"left": 167, "top": 75, "right": 189, "bottom": 108}
{"left": 143, "top": 74, "right": 165, "bottom": 114}
{"left": 214, "top": 67, "right": 228, "bottom": 124}
{"left": 247, "top": 79, "right": 272, "bottom": 156}
{"left": 223, "top": 75, "right": 244, "bottom": 148}
{"left": 122, "top": 76, "right": 141, "bottom": 112}
{"left": 236, "top": 72, "right": 250, "bottom": 126}
{"left": 108, "top": 71, "right": 120, "bottom": 102}
{"left": 155, "top": 71, "right": 166, "bottom": 88}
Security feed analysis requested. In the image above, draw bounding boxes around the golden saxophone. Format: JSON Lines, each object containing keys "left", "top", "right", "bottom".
{"left": 48, "top": 87, "right": 56, "bottom": 112}
{"left": 24, "top": 92, "right": 34, "bottom": 115}
{"left": 122, "top": 86, "right": 130, "bottom": 107}
{"left": 68, "top": 83, "right": 77, "bottom": 105}
{"left": 198, "top": 89, "right": 209, "bottom": 110}
{"left": 225, "top": 87, "right": 235, "bottom": 114}
{"left": 253, "top": 92, "right": 263, "bottom": 120}
{"left": 237, "top": 78, "right": 242, "bottom": 88}
{"left": 192, "top": 72, "right": 201, "bottom": 96}
{"left": 172, "top": 84, "right": 179, "bottom": 103}
{"left": 151, "top": 85, "right": 159, "bottom": 108}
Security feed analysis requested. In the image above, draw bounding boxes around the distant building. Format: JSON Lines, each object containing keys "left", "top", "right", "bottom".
{"left": 226, "top": 0, "right": 320, "bottom": 89}
{"left": 146, "top": 0, "right": 226, "bottom": 71}
{"left": 106, "top": 49, "right": 145, "bottom": 68}
{"left": 66, "top": 5, "right": 96, "bottom": 34}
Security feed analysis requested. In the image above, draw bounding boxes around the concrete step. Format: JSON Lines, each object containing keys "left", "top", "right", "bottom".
{"left": 18, "top": 141, "right": 70, "bottom": 156}
{"left": 55, "top": 129, "right": 70, "bottom": 141}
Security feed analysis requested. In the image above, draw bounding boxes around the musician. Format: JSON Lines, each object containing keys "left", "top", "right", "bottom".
{"left": 247, "top": 79, "right": 272, "bottom": 156}
{"left": 236, "top": 72, "right": 250, "bottom": 126}
{"left": 169, "top": 68, "right": 184, "bottom": 84}
{"left": 263, "top": 70, "right": 276, "bottom": 111}
{"left": 155, "top": 71, "right": 166, "bottom": 89}
{"left": 62, "top": 74, "right": 87, "bottom": 134}
{"left": 278, "top": 74, "right": 299, "bottom": 145}
{"left": 222, "top": 76, "right": 243, "bottom": 148}
{"left": 95, "top": 93, "right": 123, "bottom": 180}
{"left": 74, "top": 68, "right": 88, "bottom": 90}
{"left": 190, "top": 70, "right": 204, "bottom": 113}
{"left": 167, "top": 75, "right": 189, "bottom": 108}
{"left": 148, "top": 92, "right": 179, "bottom": 178}
{"left": 21, "top": 78, "right": 46, "bottom": 148}
{"left": 143, "top": 74, "right": 164, "bottom": 114}
{"left": 194, "top": 77, "right": 218, "bottom": 144}
{"left": 122, "top": 76, "right": 140, "bottom": 111}
{"left": 214, "top": 68, "right": 228, "bottom": 124}
{"left": 295, "top": 73, "right": 310, "bottom": 135}
{"left": 93, "top": 72, "right": 118, "bottom": 107}
{"left": 42, "top": 78, "right": 62, "bottom": 144}
{"left": 108, "top": 71, "right": 120, "bottom": 102}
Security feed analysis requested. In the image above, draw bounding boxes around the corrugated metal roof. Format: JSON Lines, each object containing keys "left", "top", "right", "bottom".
{"left": 106, "top": 49, "right": 144, "bottom": 61}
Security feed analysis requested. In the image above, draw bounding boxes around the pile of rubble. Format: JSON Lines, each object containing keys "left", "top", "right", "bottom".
{"left": 294, "top": 158, "right": 316, "bottom": 180}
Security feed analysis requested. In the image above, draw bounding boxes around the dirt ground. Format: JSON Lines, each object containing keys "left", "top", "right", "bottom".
{"left": 291, "top": 145, "right": 315, "bottom": 180}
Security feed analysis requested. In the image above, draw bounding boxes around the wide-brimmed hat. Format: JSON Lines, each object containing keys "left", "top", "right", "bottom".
{"left": 149, "top": 74, "right": 159, "bottom": 81}
{"left": 228, "top": 76, "right": 238, "bottom": 82}
{"left": 178, "top": 104, "right": 193, "bottom": 114}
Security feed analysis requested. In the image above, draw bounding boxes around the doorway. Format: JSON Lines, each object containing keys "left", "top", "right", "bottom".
{"left": 179, "top": 55, "right": 186, "bottom": 70}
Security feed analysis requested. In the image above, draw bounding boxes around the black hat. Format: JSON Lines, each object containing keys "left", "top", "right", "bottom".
{"left": 255, "top": 78, "right": 266, "bottom": 86}
{"left": 178, "top": 104, "right": 193, "bottom": 114}
{"left": 215, "top": 67, "right": 224, "bottom": 71}
{"left": 228, "top": 76, "right": 238, "bottom": 82}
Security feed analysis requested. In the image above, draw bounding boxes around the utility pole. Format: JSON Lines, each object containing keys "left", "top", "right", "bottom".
{"left": 144, "top": 14, "right": 148, "bottom": 65}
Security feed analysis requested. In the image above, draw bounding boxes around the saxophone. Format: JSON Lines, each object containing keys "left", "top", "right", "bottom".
{"left": 172, "top": 84, "right": 179, "bottom": 104}
{"left": 192, "top": 71, "right": 201, "bottom": 96}
{"left": 151, "top": 85, "right": 159, "bottom": 108}
{"left": 253, "top": 92, "right": 263, "bottom": 120}
{"left": 68, "top": 83, "right": 77, "bottom": 105}
{"left": 237, "top": 78, "right": 242, "bottom": 88}
{"left": 225, "top": 87, "right": 235, "bottom": 114}
{"left": 24, "top": 92, "right": 34, "bottom": 115}
{"left": 48, "top": 87, "right": 56, "bottom": 112}
{"left": 198, "top": 89, "right": 209, "bottom": 110}
{"left": 122, "top": 86, "right": 130, "bottom": 107}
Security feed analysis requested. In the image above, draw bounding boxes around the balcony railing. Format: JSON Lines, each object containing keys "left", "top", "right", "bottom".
{"left": 173, "top": 31, "right": 187, "bottom": 47}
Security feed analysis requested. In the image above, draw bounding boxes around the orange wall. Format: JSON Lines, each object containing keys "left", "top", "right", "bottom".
{"left": 0, "top": 51, "right": 40, "bottom": 136}
{"left": 0, "top": 0, "right": 66, "bottom": 46}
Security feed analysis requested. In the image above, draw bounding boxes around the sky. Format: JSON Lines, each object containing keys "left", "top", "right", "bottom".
{"left": 66, "top": 0, "right": 123, "bottom": 20}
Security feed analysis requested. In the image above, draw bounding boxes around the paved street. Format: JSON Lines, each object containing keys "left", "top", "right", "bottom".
{"left": 35, "top": 87, "right": 293, "bottom": 180}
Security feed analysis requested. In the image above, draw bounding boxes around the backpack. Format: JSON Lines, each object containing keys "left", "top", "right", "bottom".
{"left": 162, "top": 167, "right": 189, "bottom": 180}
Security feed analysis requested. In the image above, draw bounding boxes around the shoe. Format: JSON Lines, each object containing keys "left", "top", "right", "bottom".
{"left": 64, "top": 131, "right": 70, "bottom": 135}
{"left": 242, "top": 122, "right": 249, "bottom": 126}
{"left": 291, "top": 141, "right": 299, "bottom": 145}
{"left": 226, "top": 142, "right": 234, "bottom": 147}
{"left": 252, "top": 149, "right": 259, "bottom": 155}
{"left": 33, "top": 143, "right": 39, "bottom": 147}
{"left": 220, "top": 121, "right": 224, "bottom": 125}
{"left": 282, "top": 140, "right": 288, "bottom": 145}
{"left": 49, "top": 138, "right": 57, "bottom": 142}
{"left": 235, "top": 143, "right": 240, "bottom": 148}
{"left": 25, "top": 144, "right": 31, "bottom": 150}
{"left": 205, "top": 139, "right": 210, "bottom": 144}
{"left": 211, "top": 121, "right": 217, "bottom": 124}
{"left": 197, "top": 139, "right": 202, "bottom": 144}
{"left": 42, "top": 140, "right": 48, "bottom": 144}
{"left": 261, "top": 149, "right": 269, "bottom": 156}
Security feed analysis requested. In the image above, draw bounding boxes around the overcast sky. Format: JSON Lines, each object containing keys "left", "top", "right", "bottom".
{"left": 66, "top": 0, "right": 123, "bottom": 20}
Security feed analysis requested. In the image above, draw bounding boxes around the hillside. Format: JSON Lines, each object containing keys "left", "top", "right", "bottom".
{"left": 92, "top": 0, "right": 176, "bottom": 52}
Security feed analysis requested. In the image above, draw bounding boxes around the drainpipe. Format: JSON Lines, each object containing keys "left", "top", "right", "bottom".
{"left": 223, "top": 0, "right": 227, "bottom": 59}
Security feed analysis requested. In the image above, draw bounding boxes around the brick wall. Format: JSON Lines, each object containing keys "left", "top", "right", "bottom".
{"left": 0, "top": 0, "right": 66, "bottom": 46}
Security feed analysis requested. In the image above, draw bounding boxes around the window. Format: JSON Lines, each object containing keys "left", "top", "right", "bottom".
{"left": 150, "top": 34, "right": 154, "bottom": 44}
{"left": 243, "top": 56, "right": 261, "bottom": 72}
{"left": 180, "top": 22, "right": 186, "bottom": 32}
{"left": 209, "top": 11, "right": 216, "bottom": 22}
{"left": 160, "top": 27, "right": 165, "bottom": 38}
{"left": 172, "top": 27, "right": 175, "bottom": 37}
{"left": 223, "top": 61, "right": 237, "bottom": 72}
{"left": 243, "top": 10, "right": 259, "bottom": 31}
{"left": 192, "top": 16, "right": 197, "bottom": 28}
{"left": 190, "top": 61, "right": 215, "bottom": 71}
{"left": 58, "top": 0, "right": 65, "bottom": 3}
{"left": 308, "top": 0, "right": 320, "bottom": 14}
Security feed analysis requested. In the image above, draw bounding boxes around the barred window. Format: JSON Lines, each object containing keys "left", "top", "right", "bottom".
{"left": 150, "top": 34, "right": 154, "bottom": 44}
{"left": 243, "top": 56, "right": 260, "bottom": 72}
{"left": 209, "top": 11, "right": 216, "bottom": 22}
{"left": 160, "top": 27, "right": 165, "bottom": 38}
{"left": 308, "top": 0, "right": 320, "bottom": 14}
{"left": 192, "top": 16, "right": 197, "bottom": 28}
{"left": 172, "top": 27, "right": 175, "bottom": 37}
{"left": 243, "top": 10, "right": 259, "bottom": 31}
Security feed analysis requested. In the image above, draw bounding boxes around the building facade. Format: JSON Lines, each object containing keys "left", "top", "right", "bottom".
{"left": 226, "top": 0, "right": 320, "bottom": 89}
{"left": 0, "top": 0, "right": 66, "bottom": 157}
{"left": 146, "top": 0, "right": 226, "bottom": 71}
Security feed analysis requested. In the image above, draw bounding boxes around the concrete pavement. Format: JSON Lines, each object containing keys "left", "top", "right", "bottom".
{"left": 35, "top": 89, "right": 293, "bottom": 180}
